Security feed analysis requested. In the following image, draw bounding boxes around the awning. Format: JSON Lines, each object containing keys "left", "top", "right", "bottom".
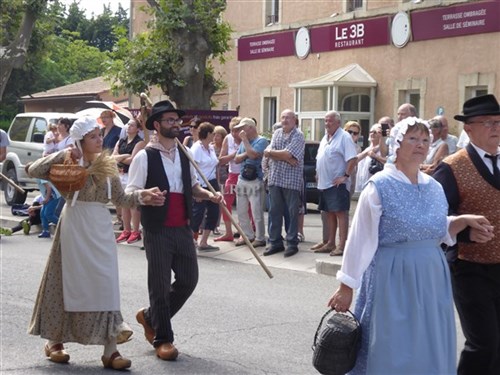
{"left": 290, "top": 63, "right": 377, "bottom": 88}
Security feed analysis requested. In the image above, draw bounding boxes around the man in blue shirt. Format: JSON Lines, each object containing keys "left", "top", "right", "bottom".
{"left": 234, "top": 118, "right": 268, "bottom": 248}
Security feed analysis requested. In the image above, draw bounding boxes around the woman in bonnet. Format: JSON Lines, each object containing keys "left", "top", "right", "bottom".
{"left": 328, "top": 117, "right": 494, "bottom": 374}
{"left": 27, "top": 116, "right": 165, "bottom": 370}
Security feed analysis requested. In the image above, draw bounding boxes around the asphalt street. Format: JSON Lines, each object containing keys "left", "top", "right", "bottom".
{"left": 2, "top": 232, "right": 340, "bottom": 374}
{"left": 0, "top": 192, "right": 466, "bottom": 374}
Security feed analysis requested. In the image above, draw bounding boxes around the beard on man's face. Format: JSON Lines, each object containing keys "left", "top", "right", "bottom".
{"left": 159, "top": 125, "right": 180, "bottom": 139}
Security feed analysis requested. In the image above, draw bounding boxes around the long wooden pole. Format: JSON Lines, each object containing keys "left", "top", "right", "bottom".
{"left": 0, "top": 172, "right": 26, "bottom": 194}
{"left": 175, "top": 138, "right": 273, "bottom": 279}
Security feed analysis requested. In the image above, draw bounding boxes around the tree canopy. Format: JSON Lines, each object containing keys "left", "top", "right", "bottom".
{"left": 0, "top": 0, "right": 129, "bottom": 124}
{"left": 105, "top": 0, "right": 232, "bottom": 110}
{"left": 0, "top": 0, "right": 232, "bottom": 125}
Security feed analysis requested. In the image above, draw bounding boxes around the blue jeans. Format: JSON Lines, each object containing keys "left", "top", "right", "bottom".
{"left": 268, "top": 186, "right": 300, "bottom": 249}
{"left": 41, "top": 197, "right": 61, "bottom": 231}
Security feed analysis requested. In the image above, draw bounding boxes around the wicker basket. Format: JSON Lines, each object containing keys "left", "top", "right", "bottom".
{"left": 312, "top": 309, "right": 361, "bottom": 375}
{"left": 49, "top": 153, "right": 88, "bottom": 194}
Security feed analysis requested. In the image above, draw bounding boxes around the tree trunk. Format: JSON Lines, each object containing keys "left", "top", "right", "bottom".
{"left": 167, "top": 30, "right": 215, "bottom": 110}
{"left": 146, "top": 0, "right": 217, "bottom": 110}
{"left": 0, "top": 4, "right": 43, "bottom": 101}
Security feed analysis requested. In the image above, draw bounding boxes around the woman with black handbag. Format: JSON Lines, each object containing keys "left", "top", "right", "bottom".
{"left": 327, "top": 118, "right": 493, "bottom": 374}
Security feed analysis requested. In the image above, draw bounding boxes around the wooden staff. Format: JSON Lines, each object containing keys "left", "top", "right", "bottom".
{"left": 0, "top": 171, "right": 26, "bottom": 194}
{"left": 140, "top": 92, "right": 153, "bottom": 143}
{"left": 175, "top": 138, "right": 273, "bottom": 279}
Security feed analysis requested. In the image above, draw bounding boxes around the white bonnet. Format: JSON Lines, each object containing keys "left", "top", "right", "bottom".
{"left": 70, "top": 116, "right": 100, "bottom": 142}
{"left": 388, "top": 116, "right": 430, "bottom": 162}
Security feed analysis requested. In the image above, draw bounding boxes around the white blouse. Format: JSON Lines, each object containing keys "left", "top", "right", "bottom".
{"left": 190, "top": 140, "right": 218, "bottom": 186}
{"left": 337, "top": 163, "right": 455, "bottom": 289}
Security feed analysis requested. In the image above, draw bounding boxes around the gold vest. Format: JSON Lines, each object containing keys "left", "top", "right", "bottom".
{"left": 444, "top": 149, "right": 500, "bottom": 264}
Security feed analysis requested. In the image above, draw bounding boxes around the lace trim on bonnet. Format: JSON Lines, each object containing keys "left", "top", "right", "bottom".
{"left": 388, "top": 116, "right": 430, "bottom": 163}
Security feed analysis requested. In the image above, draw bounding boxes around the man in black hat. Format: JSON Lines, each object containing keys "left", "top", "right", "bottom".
{"left": 125, "top": 100, "right": 222, "bottom": 361}
{"left": 433, "top": 94, "right": 499, "bottom": 375}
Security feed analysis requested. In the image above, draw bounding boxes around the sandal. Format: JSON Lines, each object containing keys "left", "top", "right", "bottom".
{"left": 198, "top": 244, "right": 220, "bottom": 252}
{"left": 214, "top": 235, "right": 234, "bottom": 242}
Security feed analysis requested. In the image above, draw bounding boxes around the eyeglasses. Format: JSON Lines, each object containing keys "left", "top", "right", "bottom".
{"left": 190, "top": 125, "right": 198, "bottom": 129}
{"left": 467, "top": 120, "right": 500, "bottom": 128}
{"left": 347, "top": 130, "right": 359, "bottom": 136}
{"left": 159, "top": 117, "right": 183, "bottom": 126}
{"left": 369, "top": 131, "right": 381, "bottom": 134}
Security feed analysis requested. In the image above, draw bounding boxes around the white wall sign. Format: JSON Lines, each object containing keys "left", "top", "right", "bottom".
{"left": 295, "top": 27, "right": 311, "bottom": 59}
{"left": 391, "top": 11, "right": 411, "bottom": 48}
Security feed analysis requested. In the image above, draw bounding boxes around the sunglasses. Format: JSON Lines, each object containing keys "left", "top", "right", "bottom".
{"left": 347, "top": 130, "right": 359, "bottom": 136}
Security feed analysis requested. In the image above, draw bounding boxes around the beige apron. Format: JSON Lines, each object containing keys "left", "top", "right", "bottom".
{"left": 60, "top": 201, "right": 120, "bottom": 312}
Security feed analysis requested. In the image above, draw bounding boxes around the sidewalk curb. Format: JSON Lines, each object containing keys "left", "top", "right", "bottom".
{"left": 1, "top": 215, "right": 341, "bottom": 277}
{"left": 315, "top": 260, "right": 340, "bottom": 276}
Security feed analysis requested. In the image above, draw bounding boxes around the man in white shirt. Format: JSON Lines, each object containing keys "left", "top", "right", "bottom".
{"left": 126, "top": 100, "right": 222, "bottom": 361}
{"left": 314, "top": 111, "right": 357, "bottom": 256}
{"left": 434, "top": 115, "right": 458, "bottom": 154}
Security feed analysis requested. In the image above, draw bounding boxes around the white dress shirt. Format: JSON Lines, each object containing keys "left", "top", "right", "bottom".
{"left": 126, "top": 147, "right": 198, "bottom": 193}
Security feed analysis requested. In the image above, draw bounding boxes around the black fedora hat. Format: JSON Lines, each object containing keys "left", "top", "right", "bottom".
{"left": 454, "top": 94, "right": 500, "bottom": 122}
{"left": 145, "top": 100, "right": 186, "bottom": 130}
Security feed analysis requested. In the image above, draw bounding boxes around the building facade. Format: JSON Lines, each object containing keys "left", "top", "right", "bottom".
{"left": 131, "top": 0, "right": 499, "bottom": 145}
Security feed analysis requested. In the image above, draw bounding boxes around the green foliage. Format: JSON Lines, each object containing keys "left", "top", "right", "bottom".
{"left": 0, "top": 0, "right": 24, "bottom": 45}
{"left": 0, "top": 0, "right": 129, "bottom": 121}
{"left": 105, "top": 0, "right": 232, "bottom": 107}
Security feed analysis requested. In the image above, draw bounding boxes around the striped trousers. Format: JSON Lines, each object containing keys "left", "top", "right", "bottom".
{"left": 142, "top": 225, "right": 198, "bottom": 345}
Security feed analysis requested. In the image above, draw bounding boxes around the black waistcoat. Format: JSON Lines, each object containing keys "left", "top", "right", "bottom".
{"left": 141, "top": 147, "right": 193, "bottom": 233}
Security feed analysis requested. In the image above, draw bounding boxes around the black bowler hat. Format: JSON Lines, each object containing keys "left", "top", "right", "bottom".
{"left": 145, "top": 100, "right": 186, "bottom": 130}
{"left": 454, "top": 94, "right": 500, "bottom": 122}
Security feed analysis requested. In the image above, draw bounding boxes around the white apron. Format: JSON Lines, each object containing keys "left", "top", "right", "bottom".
{"left": 60, "top": 201, "right": 120, "bottom": 312}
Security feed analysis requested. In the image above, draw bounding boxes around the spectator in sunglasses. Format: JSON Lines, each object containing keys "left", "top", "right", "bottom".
{"left": 344, "top": 121, "right": 362, "bottom": 198}
{"left": 183, "top": 118, "right": 201, "bottom": 148}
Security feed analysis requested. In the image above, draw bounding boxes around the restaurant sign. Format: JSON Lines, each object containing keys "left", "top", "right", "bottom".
{"left": 238, "top": 32, "right": 295, "bottom": 61}
{"left": 411, "top": 0, "right": 500, "bottom": 41}
{"left": 310, "top": 17, "right": 390, "bottom": 52}
{"left": 238, "top": 16, "right": 389, "bottom": 61}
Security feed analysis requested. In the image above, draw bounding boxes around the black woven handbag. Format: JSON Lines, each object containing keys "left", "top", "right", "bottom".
{"left": 312, "top": 309, "right": 361, "bottom": 375}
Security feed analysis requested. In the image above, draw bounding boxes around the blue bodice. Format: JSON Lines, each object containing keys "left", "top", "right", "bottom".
{"left": 370, "top": 174, "right": 448, "bottom": 245}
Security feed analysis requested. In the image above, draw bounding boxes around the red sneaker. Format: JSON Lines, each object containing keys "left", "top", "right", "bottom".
{"left": 127, "top": 231, "right": 142, "bottom": 244}
{"left": 116, "top": 230, "right": 131, "bottom": 243}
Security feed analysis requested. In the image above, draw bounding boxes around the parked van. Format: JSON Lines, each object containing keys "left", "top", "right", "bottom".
{"left": 1, "top": 113, "right": 77, "bottom": 205}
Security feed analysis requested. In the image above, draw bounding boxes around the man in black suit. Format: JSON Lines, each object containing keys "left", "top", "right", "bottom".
{"left": 433, "top": 94, "right": 499, "bottom": 375}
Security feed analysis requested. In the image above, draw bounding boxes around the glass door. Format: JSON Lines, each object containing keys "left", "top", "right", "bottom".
{"left": 341, "top": 114, "right": 371, "bottom": 149}
{"left": 299, "top": 113, "right": 326, "bottom": 141}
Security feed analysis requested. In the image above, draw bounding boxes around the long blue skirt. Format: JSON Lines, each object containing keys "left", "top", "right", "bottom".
{"left": 349, "top": 239, "right": 456, "bottom": 375}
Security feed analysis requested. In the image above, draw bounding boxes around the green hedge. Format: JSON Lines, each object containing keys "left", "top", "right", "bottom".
{"left": 0, "top": 120, "right": 11, "bottom": 132}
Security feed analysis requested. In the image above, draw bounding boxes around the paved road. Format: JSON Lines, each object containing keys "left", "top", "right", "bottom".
{"left": 1, "top": 231, "right": 343, "bottom": 374}
{"left": 0, "top": 191, "right": 466, "bottom": 374}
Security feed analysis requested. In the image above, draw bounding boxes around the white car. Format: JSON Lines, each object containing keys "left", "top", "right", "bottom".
{"left": 1, "top": 112, "right": 77, "bottom": 205}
